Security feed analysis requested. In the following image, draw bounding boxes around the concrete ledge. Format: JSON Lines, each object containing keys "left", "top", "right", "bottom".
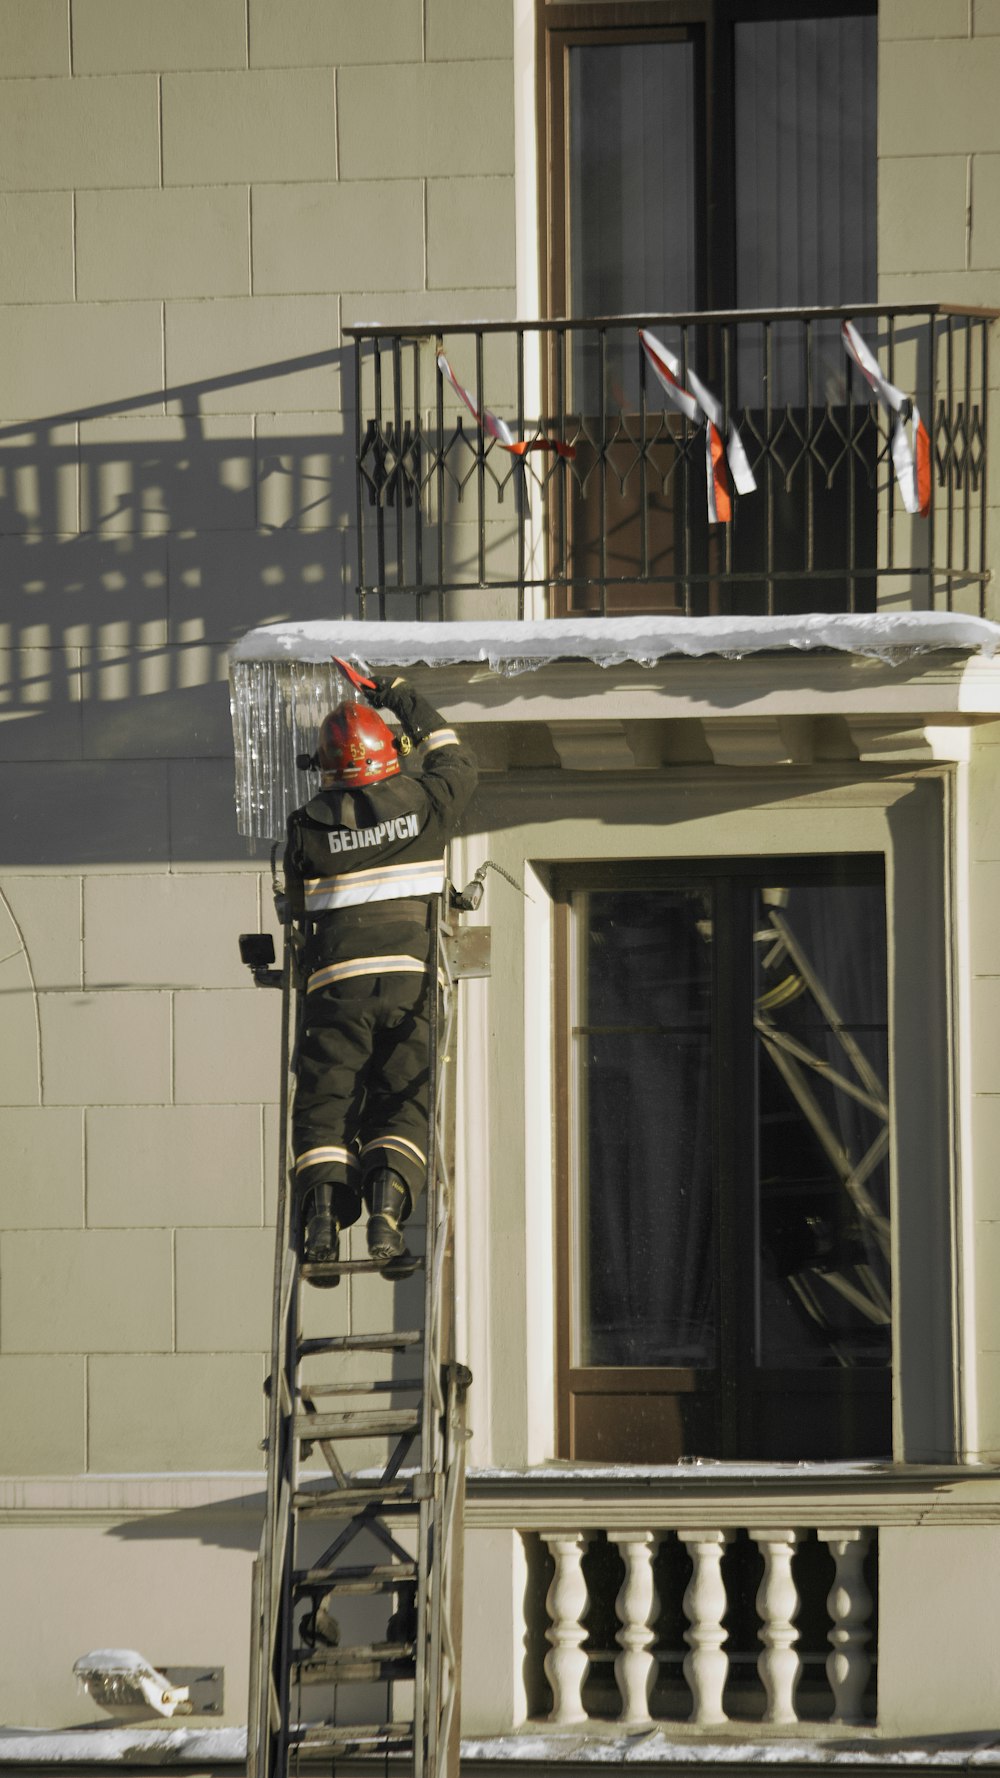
{"left": 0, "top": 1475, "right": 266, "bottom": 1527}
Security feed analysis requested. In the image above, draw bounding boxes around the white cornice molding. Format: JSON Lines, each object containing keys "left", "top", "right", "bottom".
{"left": 701, "top": 717, "right": 795, "bottom": 766}
{"left": 0, "top": 1474, "right": 266, "bottom": 1527}
{"left": 845, "top": 719, "right": 938, "bottom": 762}
{"left": 400, "top": 654, "right": 1000, "bottom": 729}
{"left": 547, "top": 720, "right": 643, "bottom": 769}
{"left": 463, "top": 1466, "right": 1000, "bottom": 1531}
{"left": 6, "top": 1468, "right": 1000, "bottom": 1531}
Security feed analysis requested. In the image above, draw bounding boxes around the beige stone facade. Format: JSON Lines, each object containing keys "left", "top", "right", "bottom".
{"left": 2, "top": 0, "right": 1000, "bottom": 1753}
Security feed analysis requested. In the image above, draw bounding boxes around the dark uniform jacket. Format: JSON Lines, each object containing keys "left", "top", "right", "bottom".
{"left": 284, "top": 686, "right": 478, "bottom": 987}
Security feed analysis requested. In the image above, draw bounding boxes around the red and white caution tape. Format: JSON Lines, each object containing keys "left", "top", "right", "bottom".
{"left": 639, "top": 328, "right": 756, "bottom": 525}
{"left": 841, "top": 320, "right": 931, "bottom": 518}
{"left": 436, "top": 353, "right": 576, "bottom": 460}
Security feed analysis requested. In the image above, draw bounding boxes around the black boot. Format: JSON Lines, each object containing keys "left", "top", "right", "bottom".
{"left": 300, "top": 1182, "right": 340, "bottom": 1288}
{"left": 386, "top": 1588, "right": 417, "bottom": 1646}
{"left": 367, "top": 1169, "right": 416, "bottom": 1275}
{"left": 300, "top": 1591, "right": 340, "bottom": 1649}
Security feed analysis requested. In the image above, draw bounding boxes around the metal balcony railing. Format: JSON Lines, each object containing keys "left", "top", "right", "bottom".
{"left": 346, "top": 306, "right": 996, "bottom": 622}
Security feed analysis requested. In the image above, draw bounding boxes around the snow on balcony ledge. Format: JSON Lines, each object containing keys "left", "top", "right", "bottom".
{"left": 229, "top": 614, "right": 1000, "bottom": 839}
{"left": 230, "top": 613, "right": 1000, "bottom": 675}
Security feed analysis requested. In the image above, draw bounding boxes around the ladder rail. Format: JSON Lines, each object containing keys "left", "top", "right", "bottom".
{"left": 413, "top": 893, "right": 446, "bottom": 1778}
{"left": 437, "top": 1363, "right": 469, "bottom": 1778}
{"left": 250, "top": 920, "right": 298, "bottom": 1778}
{"left": 248, "top": 881, "right": 469, "bottom": 1778}
{"left": 246, "top": 1557, "right": 263, "bottom": 1778}
{"left": 425, "top": 905, "right": 464, "bottom": 1778}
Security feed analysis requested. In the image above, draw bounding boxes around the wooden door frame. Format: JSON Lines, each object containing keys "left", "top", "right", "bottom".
{"left": 535, "top": 0, "right": 879, "bottom": 326}
{"left": 537, "top": 3, "right": 716, "bottom": 324}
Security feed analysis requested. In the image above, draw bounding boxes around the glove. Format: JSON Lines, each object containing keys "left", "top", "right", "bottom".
{"left": 365, "top": 674, "right": 405, "bottom": 709}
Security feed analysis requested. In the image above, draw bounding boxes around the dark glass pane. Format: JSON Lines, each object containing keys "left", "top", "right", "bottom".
{"left": 574, "top": 888, "right": 715, "bottom": 1367}
{"left": 584, "top": 888, "right": 712, "bottom": 1027}
{"left": 735, "top": 16, "right": 877, "bottom": 380}
{"left": 753, "top": 883, "right": 891, "bottom": 1370}
{"left": 731, "top": 16, "right": 878, "bottom": 614}
{"left": 568, "top": 41, "right": 696, "bottom": 412}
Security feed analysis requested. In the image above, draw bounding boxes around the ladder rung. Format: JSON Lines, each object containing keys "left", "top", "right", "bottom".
{"left": 295, "top": 1562, "right": 418, "bottom": 1591}
{"left": 300, "top": 1257, "right": 424, "bottom": 1281}
{"left": 294, "top": 1408, "right": 419, "bottom": 1441}
{"left": 299, "top": 1377, "right": 424, "bottom": 1398}
{"left": 295, "top": 1658, "right": 416, "bottom": 1686}
{"left": 292, "top": 1644, "right": 416, "bottom": 1684}
{"left": 298, "top": 1331, "right": 423, "bottom": 1357}
{"left": 292, "top": 1483, "right": 417, "bottom": 1517}
{"left": 292, "top": 1723, "right": 414, "bottom": 1754}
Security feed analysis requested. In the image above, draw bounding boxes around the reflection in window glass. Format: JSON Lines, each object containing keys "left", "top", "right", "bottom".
{"left": 573, "top": 888, "right": 715, "bottom": 1368}
{"left": 572, "top": 873, "right": 892, "bottom": 1376}
{"left": 753, "top": 884, "right": 891, "bottom": 1370}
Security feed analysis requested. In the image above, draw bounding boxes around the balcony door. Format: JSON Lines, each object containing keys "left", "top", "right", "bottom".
{"left": 539, "top": 1, "right": 878, "bottom": 614}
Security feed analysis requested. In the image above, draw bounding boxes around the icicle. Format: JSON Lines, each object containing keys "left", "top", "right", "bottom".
{"left": 229, "top": 657, "right": 356, "bottom": 841}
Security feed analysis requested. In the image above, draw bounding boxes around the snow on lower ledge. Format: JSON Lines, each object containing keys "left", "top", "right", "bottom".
{"left": 229, "top": 613, "right": 1000, "bottom": 674}
{"left": 0, "top": 1726, "right": 247, "bottom": 1765}
{"left": 464, "top": 1461, "right": 893, "bottom": 1483}
{"left": 3, "top": 1728, "right": 1000, "bottom": 1769}
{"left": 461, "top": 1734, "right": 1000, "bottom": 1768}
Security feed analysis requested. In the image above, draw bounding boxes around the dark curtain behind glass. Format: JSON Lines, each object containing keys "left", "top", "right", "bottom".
{"left": 735, "top": 15, "right": 878, "bottom": 406}
{"left": 568, "top": 42, "right": 696, "bottom": 413}
{"left": 575, "top": 889, "right": 715, "bottom": 1368}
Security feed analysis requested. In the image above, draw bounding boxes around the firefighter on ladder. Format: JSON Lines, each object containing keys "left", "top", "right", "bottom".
{"left": 284, "top": 674, "right": 478, "bottom": 1285}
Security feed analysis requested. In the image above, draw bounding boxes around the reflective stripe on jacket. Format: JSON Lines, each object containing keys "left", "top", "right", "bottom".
{"left": 284, "top": 688, "right": 478, "bottom": 972}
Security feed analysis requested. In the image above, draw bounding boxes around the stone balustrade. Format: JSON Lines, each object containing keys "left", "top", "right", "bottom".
{"left": 534, "top": 1521, "right": 875, "bottom": 1730}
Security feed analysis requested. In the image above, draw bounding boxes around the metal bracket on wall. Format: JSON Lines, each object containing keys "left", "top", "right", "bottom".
{"left": 156, "top": 1667, "right": 224, "bottom": 1716}
{"left": 442, "top": 927, "right": 491, "bottom": 978}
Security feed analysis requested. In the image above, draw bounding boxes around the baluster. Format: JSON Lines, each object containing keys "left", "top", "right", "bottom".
{"left": 819, "top": 1527, "right": 873, "bottom": 1723}
{"left": 750, "top": 1528, "right": 802, "bottom": 1726}
{"left": 609, "top": 1529, "right": 660, "bottom": 1727}
{"left": 680, "top": 1530, "right": 732, "bottom": 1726}
{"left": 541, "top": 1532, "right": 591, "bottom": 1725}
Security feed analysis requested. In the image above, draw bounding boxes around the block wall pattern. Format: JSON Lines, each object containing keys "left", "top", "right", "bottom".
{"left": 0, "top": 0, "right": 515, "bottom": 1475}
{"left": 2, "top": 0, "right": 1000, "bottom": 1482}
{"left": 878, "top": 0, "right": 1000, "bottom": 532}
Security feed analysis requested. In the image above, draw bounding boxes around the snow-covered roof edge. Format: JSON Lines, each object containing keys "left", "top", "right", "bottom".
{"left": 230, "top": 613, "right": 1000, "bottom": 676}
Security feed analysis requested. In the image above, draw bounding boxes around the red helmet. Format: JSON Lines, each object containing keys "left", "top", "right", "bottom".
{"left": 316, "top": 701, "right": 401, "bottom": 787}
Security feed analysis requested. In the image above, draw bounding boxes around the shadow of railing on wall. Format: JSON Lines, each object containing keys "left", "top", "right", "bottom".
{"left": 0, "top": 348, "right": 359, "bottom": 721}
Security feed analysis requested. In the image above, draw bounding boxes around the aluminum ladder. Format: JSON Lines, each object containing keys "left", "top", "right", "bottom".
{"left": 245, "top": 888, "right": 471, "bottom": 1778}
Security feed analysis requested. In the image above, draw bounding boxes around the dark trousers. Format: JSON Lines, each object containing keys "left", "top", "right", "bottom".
{"left": 292, "top": 972, "right": 430, "bottom": 1227}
